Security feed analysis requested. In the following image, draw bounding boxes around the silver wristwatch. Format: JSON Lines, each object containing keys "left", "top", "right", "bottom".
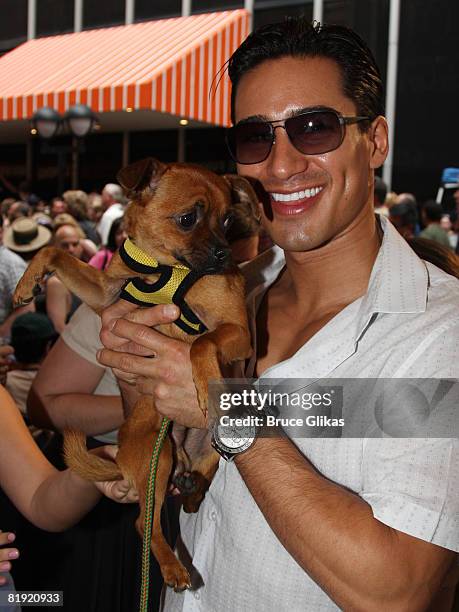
{"left": 211, "top": 415, "right": 258, "bottom": 461}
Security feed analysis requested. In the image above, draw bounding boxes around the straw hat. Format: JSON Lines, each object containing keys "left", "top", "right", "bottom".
{"left": 3, "top": 217, "right": 52, "bottom": 253}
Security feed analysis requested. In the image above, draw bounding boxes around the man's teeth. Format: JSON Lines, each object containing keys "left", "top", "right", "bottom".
{"left": 271, "top": 186, "right": 323, "bottom": 202}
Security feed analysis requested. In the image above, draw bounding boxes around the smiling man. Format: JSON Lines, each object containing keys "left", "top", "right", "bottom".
{"left": 97, "top": 19, "right": 459, "bottom": 611}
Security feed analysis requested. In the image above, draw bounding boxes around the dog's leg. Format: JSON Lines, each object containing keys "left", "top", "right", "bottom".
{"left": 13, "top": 247, "right": 125, "bottom": 312}
{"left": 122, "top": 397, "right": 191, "bottom": 591}
{"left": 135, "top": 435, "right": 191, "bottom": 591}
{"left": 190, "top": 322, "right": 252, "bottom": 418}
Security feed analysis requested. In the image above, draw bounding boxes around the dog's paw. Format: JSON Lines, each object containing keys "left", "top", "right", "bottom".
{"left": 13, "top": 278, "right": 42, "bottom": 307}
{"left": 162, "top": 562, "right": 191, "bottom": 592}
{"left": 180, "top": 471, "right": 210, "bottom": 513}
{"left": 173, "top": 472, "right": 198, "bottom": 495}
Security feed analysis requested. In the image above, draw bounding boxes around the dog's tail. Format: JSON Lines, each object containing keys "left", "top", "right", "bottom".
{"left": 63, "top": 430, "right": 123, "bottom": 482}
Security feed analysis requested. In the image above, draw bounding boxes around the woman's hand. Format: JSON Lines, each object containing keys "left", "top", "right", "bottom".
{"left": 97, "top": 300, "right": 205, "bottom": 428}
{"left": 0, "top": 531, "right": 19, "bottom": 583}
{"left": 90, "top": 445, "right": 139, "bottom": 503}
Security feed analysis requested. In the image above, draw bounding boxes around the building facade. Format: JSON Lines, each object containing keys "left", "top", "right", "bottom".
{"left": 0, "top": 0, "right": 457, "bottom": 202}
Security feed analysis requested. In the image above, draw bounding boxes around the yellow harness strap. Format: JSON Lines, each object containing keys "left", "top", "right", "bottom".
{"left": 119, "top": 238, "right": 207, "bottom": 336}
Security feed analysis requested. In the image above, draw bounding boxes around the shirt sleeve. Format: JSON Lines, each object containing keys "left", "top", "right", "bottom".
{"left": 361, "top": 437, "right": 459, "bottom": 552}
{"left": 60, "top": 302, "right": 102, "bottom": 366}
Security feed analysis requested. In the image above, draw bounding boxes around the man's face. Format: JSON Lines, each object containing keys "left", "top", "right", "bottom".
{"left": 453, "top": 189, "right": 459, "bottom": 210}
{"left": 54, "top": 225, "right": 83, "bottom": 259}
{"left": 51, "top": 199, "right": 67, "bottom": 218}
{"left": 101, "top": 188, "right": 112, "bottom": 208}
{"left": 234, "top": 56, "right": 383, "bottom": 251}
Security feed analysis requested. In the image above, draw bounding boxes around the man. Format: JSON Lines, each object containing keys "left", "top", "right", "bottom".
{"left": 96, "top": 19, "right": 458, "bottom": 610}
{"left": 420, "top": 200, "right": 452, "bottom": 249}
{"left": 7, "top": 200, "right": 32, "bottom": 225}
{"left": 97, "top": 183, "right": 124, "bottom": 245}
{"left": 45, "top": 224, "right": 85, "bottom": 333}
{"left": 389, "top": 202, "right": 416, "bottom": 239}
{"left": 0, "top": 216, "right": 34, "bottom": 338}
{"left": 373, "top": 175, "right": 388, "bottom": 216}
{"left": 5, "top": 312, "right": 56, "bottom": 415}
{"left": 49, "top": 197, "right": 68, "bottom": 219}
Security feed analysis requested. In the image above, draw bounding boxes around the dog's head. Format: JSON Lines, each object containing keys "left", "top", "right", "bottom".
{"left": 117, "top": 157, "right": 260, "bottom": 274}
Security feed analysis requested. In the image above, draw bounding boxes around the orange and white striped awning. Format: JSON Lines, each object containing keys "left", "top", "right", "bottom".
{"left": 0, "top": 10, "right": 249, "bottom": 127}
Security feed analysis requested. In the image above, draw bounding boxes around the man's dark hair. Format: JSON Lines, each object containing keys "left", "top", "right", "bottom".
{"left": 422, "top": 200, "right": 443, "bottom": 223}
{"left": 228, "top": 18, "right": 384, "bottom": 126}
{"left": 374, "top": 176, "right": 387, "bottom": 205}
{"left": 390, "top": 203, "right": 417, "bottom": 227}
{"left": 11, "top": 313, "right": 56, "bottom": 364}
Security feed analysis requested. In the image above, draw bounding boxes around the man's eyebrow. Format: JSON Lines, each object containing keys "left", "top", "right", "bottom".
{"left": 237, "top": 105, "right": 338, "bottom": 124}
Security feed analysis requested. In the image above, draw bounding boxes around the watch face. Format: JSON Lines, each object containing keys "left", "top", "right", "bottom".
{"left": 216, "top": 421, "right": 256, "bottom": 452}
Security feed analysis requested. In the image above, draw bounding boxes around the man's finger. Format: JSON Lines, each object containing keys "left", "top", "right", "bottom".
{"left": 124, "top": 304, "right": 180, "bottom": 326}
{"left": 97, "top": 349, "right": 162, "bottom": 378}
{"left": 99, "top": 303, "right": 180, "bottom": 351}
{"left": 109, "top": 318, "right": 176, "bottom": 354}
{"left": 100, "top": 299, "right": 140, "bottom": 331}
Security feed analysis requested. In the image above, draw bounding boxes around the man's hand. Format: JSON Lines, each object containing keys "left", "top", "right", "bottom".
{"left": 90, "top": 444, "right": 139, "bottom": 503}
{"left": 0, "top": 530, "right": 19, "bottom": 583}
{"left": 97, "top": 300, "right": 205, "bottom": 428}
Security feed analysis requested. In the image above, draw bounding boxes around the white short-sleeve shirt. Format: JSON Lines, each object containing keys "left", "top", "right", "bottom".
{"left": 164, "top": 218, "right": 459, "bottom": 611}
{"left": 61, "top": 303, "right": 119, "bottom": 444}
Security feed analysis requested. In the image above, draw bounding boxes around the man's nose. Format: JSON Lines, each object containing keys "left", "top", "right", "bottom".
{"left": 267, "top": 126, "right": 309, "bottom": 179}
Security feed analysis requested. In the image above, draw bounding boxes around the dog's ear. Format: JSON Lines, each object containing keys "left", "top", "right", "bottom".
{"left": 117, "top": 157, "right": 167, "bottom": 197}
{"left": 223, "top": 174, "right": 261, "bottom": 225}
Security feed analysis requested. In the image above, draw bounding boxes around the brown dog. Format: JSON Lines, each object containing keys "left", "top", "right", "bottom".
{"left": 13, "top": 158, "right": 258, "bottom": 591}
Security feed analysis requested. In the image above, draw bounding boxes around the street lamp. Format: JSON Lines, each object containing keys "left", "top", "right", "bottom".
{"left": 31, "top": 106, "right": 61, "bottom": 139}
{"left": 64, "top": 104, "right": 97, "bottom": 138}
{"left": 31, "top": 104, "right": 98, "bottom": 192}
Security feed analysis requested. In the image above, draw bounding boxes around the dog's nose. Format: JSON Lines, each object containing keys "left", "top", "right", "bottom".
{"left": 212, "top": 246, "right": 231, "bottom": 263}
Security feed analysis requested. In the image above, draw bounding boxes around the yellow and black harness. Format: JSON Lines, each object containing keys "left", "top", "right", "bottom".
{"left": 119, "top": 238, "right": 207, "bottom": 336}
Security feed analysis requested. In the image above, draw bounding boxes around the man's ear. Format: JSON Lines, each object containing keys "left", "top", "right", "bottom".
{"left": 369, "top": 116, "right": 389, "bottom": 170}
{"left": 117, "top": 157, "right": 167, "bottom": 198}
{"left": 222, "top": 175, "right": 261, "bottom": 223}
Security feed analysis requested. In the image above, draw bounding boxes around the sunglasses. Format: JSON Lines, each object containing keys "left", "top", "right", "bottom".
{"left": 226, "top": 109, "right": 371, "bottom": 165}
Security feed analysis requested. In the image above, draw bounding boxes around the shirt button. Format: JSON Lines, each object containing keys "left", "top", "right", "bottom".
{"left": 209, "top": 510, "right": 217, "bottom": 522}
{"left": 194, "top": 591, "right": 201, "bottom": 600}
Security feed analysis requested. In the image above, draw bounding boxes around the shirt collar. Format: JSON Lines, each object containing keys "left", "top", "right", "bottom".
{"left": 246, "top": 215, "right": 429, "bottom": 349}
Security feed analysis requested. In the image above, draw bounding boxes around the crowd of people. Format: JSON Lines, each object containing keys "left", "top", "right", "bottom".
{"left": 0, "top": 15, "right": 458, "bottom": 612}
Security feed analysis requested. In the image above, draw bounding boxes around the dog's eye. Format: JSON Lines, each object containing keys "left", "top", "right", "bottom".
{"left": 222, "top": 213, "right": 234, "bottom": 231}
{"left": 177, "top": 210, "right": 197, "bottom": 229}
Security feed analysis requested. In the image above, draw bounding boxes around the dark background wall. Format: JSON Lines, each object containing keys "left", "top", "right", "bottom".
{"left": 392, "top": 0, "right": 459, "bottom": 201}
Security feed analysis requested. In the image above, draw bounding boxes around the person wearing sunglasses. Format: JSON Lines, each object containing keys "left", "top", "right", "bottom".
{"left": 95, "top": 17, "right": 459, "bottom": 612}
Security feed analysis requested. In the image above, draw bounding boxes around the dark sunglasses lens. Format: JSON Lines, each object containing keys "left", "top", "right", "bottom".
{"left": 229, "top": 122, "right": 273, "bottom": 164}
{"left": 287, "top": 111, "right": 343, "bottom": 155}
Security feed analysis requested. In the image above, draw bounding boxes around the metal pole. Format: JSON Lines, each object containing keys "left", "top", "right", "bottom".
{"left": 177, "top": 129, "right": 186, "bottom": 163}
{"left": 244, "top": 0, "right": 254, "bottom": 31}
{"left": 122, "top": 132, "right": 130, "bottom": 167}
{"left": 313, "top": 0, "right": 323, "bottom": 24}
{"left": 26, "top": 139, "right": 33, "bottom": 184}
{"left": 71, "top": 137, "right": 79, "bottom": 189}
{"left": 74, "top": 0, "right": 83, "bottom": 32}
{"left": 182, "top": 0, "right": 191, "bottom": 17}
{"left": 27, "top": 0, "right": 36, "bottom": 40}
{"left": 125, "top": 0, "right": 135, "bottom": 25}
{"left": 382, "top": 0, "right": 401, "bottom": 191}
{"left": 57, "top": 149, "right": 66, "bottom": 196}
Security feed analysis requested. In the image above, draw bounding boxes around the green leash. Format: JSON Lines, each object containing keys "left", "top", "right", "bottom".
{"left": 139, "top": 416, "right": 171, "bottom": 612}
